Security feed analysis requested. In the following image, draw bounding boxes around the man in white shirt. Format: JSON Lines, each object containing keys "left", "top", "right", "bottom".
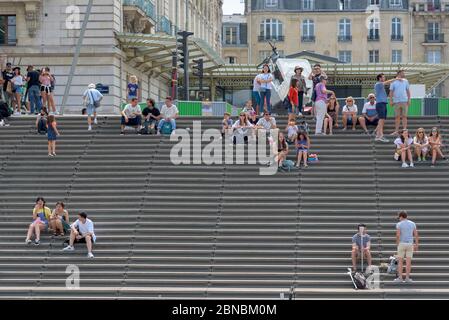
{"left": 120, "top": 98, "right": 142, "bottom": 135}
{"left": 358, "top": 93, "right": 379, "bottom": 135}
{"left": 62, "top": 212, "right": 96, "bottom": 258}
{"left": 157, "top": 96, "right": 179, "bottom": 135}
{"left": 255, "top": 112, "right": 277, "bottom": 140}
{"left": 342, "top": 97, "right": 359, "bottom": 131}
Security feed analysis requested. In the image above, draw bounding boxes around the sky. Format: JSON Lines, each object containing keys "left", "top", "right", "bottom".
{"left": 222, "top": 0, "right": 245, "bottom": 15}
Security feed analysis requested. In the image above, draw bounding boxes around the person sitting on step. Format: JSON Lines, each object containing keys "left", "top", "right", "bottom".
{"left": 48, "top": 201, "right": 69, "bottom": 237}
{"left": 296, "top": 131, "right": 310, "bottom": 168}
{"left": 62, "top": 212, "right": 96, "bottom": 259}
{"left": 413, "top": 128, "right": 429, "bottom": 162}
{"left": 141, "top": 98, "right": 161, "bottom": 134}
{"left": 394, "top": 129, "right": 414, "bottom": 168}
{"left": 342, "top": 97, "right": 359, "bottom": 131}
{"left": 25, "top": 197, "right": 52, "bottom": 245}
{"left": 351, "top": 224, "right": 372, "bottom": 272}
{"left": 358, "top": 93, "right": 379, "bottom": 135}
{"left": 429, "top": 127, "right": 447, "bottom": 167}
{"left": 120, "top": 98, "right": 142, "bottom": 135}
{"left": 157, "top": 96, "right": 179, "bottom": 135}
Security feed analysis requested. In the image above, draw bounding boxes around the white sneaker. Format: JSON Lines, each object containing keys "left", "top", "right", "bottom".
{"left": 13, "top": 112, "right": 21, "bottom": 116}
{"left": 379, "top": 137, "right": 389, "bottom": 143}
{"left": 298, "top": 112, "right": 303, "bottom": 117}
{"left": 393, "top": 277, "right": 404, "bottom": 283}
{"left": 0, "top": 120, "right": 4, "bottom": 127}
{"left": 62, "top": 245, "right": 74, "bottom": 251}
{"left": 94, "top": 118, "right": 98, "bottom": 125}
{"left": 88, "top": 125, "right": 92, "bottom": 131}
{"left": 404, "top": 277, "right": 413, "bottom": 283}
{"left": 409, "top": 163, "right": 414, "bottom": 168}
{"left": 401, "top": 163, "right": 409, "bottom": 168}
{"left": 87, "top": 252, "right": 94, "bottom": 258}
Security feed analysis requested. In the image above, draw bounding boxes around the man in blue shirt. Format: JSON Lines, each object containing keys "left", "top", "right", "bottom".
{"left": 395, "top": 210, "right": 419, "bottom": 283}
{"left": 389, "top": 69, "right": 410, "bottom": 136}
{"left": 374, "top": 73, "right": 397, "bottom": 142}
{"left": 351, "top": 224, "right": 372, "bottom": 271}
{"left": 358, "top": 93, "right": 379, "bottom": 135}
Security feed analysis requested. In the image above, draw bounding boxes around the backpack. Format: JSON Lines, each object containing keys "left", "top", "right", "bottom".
{"left": 0, "top": 100, "right": 12, "bottom": 118}
{"left": 161, "top": 121, "right": 173, "bottom": 135}
{"left": 37, "top": 118, "right": 47, "bottom": 134}
{"left": 279, "top": 160, "right": 296, "bottom": 172}
{"left": 387, "top": 256, "right": 398, "bottom": 275}
{"left": 282, "top": 96, "right": 291, "bottom": 109}
{"left": 352, "top": 272, "right": 367, "bottom": 289}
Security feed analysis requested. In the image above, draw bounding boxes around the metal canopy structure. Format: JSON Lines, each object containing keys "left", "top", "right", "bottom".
{"left": 208, "top": 63, "right": 449, "bottom": 93}
{"left": 116, "top": 32, "right": 225, "bottom": 75}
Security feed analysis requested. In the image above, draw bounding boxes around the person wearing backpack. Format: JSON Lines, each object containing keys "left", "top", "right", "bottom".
{"left": 394, "top": 210, "right": 419, "bottom": 283}
{"left": 83, "top": 83, "right": 103, "bottom": 131}
{"left": 35, "top": 107, "right": 48, "bottom": 134}
{"left": 157, "top": 96, "right": 179, "bottom": 135}
{"left": 351, "top": 224, "right": 372, "bottom": 272}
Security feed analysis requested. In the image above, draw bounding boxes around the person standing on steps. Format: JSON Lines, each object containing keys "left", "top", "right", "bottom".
{"left": 389, "top": 69, "right": 410, "bottom": 136}
{"left": 314, "top": 76, "right": 335, "bottom": 135}
{"left": 47, "top": 115, "right": 60, "bottom": 157}
{"left": 83, "top": 83, "right": 103, "bottom": 131}
{"left": 374, "top": 73, "right": 397, "bottom": 142}
{"left": 291, "top": 66, "right": 307, "bottom": 116}
{"left": 394, "top": 210, "right": 419, "bottom": 283}
{"left": 258, "top": 64, "right": 274, "bottom": 115}
{"left": 309, "top": 64, "right": 327, "bottom": 119}
{"left": 26, "top": 65, "right": 42, "bottom": 115}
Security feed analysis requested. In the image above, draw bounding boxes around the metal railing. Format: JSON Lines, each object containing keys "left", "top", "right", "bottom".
{"left": 338, "top": 35, "right": 352, "bottom": 42}
{"left": 258, "top": 35, "right": 285, "bottom": 42}
{"left": 158, "top": 16, "right": 172, "bottom": 35}
{"left": 391, "top": 34, "right": 403, "bottom": 41}
{"left": 367, "top": 34, "right": 380, "bottom": 41}
{"left": 301, "top": 35, "right": 315, "bottom": 42}
{"left": 123, "top": 0, "right": 156, "bottom": 21}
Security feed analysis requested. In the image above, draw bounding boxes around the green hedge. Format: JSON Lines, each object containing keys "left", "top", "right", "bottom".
{"left": 439, "top": 99, "right": 449, "bottom": 116}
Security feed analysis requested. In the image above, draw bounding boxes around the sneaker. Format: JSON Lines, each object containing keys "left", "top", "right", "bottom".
{"left": 34, "top": 240, "right": 40, "bottom": 246}
{"left": 13, "top": 112, "right": 21, "bottom": 116}
{"left": 401, "top": 163, "right": 409, "bottom": 168}
{"left": 87, "top": 252, "right": 94, "bottom": 258}
{"left": 88, "top": 125, "right": 92, "bottom": 131}
{"left": 94, "top": 118, "right": 98, "bottom": 125}
{"left": 404, "top": 277, "right": 413, "bottom": 283}
{"left": 62, "top": 245, "right": 74, "bottom": 251}
{"left": 393, "top": 277, "right": 404, "bottom": 283}
{"left": 410, "top": 163, "right": 414, "bottom": 168}
{"left": 342, "top": 127, "right": 347, "bottom": 131}
{"left": 298, "top": 112, "right": 303, "bottom": 117}
{"left": 120, "top": 131, "right": 124, "bottom": 136}
{"left": 25, "top": 239, "right": 32, "bottom": 245}
{"left": 48, "top": 153, "right": 55, "bottom": 157}
{"left": 364, "top": 130, "right": 370, "bottom": 135}
{"left": 55, "top": 111, "right": 60, "bottom": 115}
{"left": 431, "top": 164, "right": 435, "bottom": 168}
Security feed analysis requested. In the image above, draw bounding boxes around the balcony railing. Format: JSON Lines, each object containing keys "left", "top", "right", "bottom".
{"left": 158, "top": 16, "right": 172, "bottom": 35}
{"left": 368, "top": 34, "right": 380, "bottom": 41}
{"left": 338, "top": 35, "right": 352, "bottom": 42}
{"left": 425, "top": 33, "right": 445, "bottom": 43}
{"left": 258, "top": 35, "right": 285, "bottom": 42}
{"left": 391, "top": 34, "right": 403, "bottom": 41}
{"left": 123, "top": 0, "right": 156, "bottom": 21}
{"left": 301, "top": 35, "right": 315, "bottom": 42}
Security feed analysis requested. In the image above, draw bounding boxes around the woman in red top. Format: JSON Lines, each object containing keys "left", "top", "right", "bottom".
{"left": 288, "top": 78, "right": 299, "bottom": 115}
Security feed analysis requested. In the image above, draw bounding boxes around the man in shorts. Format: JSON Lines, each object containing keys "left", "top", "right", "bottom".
{"left": 389, "top": 69, "right": 410, "bottom": 136}
{"left": 358, "top": 93, "right": 379, "bottom": 135}
{"left": 374, "top": 73, "right": 397, "bottom": 142}
{"left": 62, "top": 212, "right": 96, "bottom": 258}
{"left": 395, "top": 210, "right": 419, "bottom": 283}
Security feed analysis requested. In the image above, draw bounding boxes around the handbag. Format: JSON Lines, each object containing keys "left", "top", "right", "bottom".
{"left": 88, "top": 89, "right": 101, "bottom": 108}
{"left": 6, "top": 81, "right": 12, "bottom": 94}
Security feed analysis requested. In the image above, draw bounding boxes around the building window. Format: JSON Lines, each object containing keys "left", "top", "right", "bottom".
{"left": 368, "top": 18, "right": 380, "bottom": 40}
{"left": 339, "top": 0, "right": 351, "bottom": 10}
{"left": 224, "top": 26, "right": 238, "bottom": 45}
{"left": 427, "top": 50, "right": 441, "bottom": 63}
{"left": 389, "top": 0, "right": 402, "bottom": 7}
{"left": 265, "top": 0, "right": 278, "bottom": 7}
{"left": 338, "top": 18, "right": 351, "bottom": 41}
{"left": 227, "top": 57, "right": 237, "bottom": 64}
{"left": 369, "top": 50, "right": 379, "bottom": 63}
{"left": 302, "top": 19, "right": 315, "bottom": 42}
{"left": 428, "top": 0, "right": 441, "bottom": 10}
{"left": 392, "top": 50, "right": 402, "bottom": 63}
{"left": 370, "top": 0, "right": 380, "bottom": 5}
{"left": 427, "top": 22, "right": 440, "bottom": 41}
{"left": 391, "top": 18, "right": 402, "bottom": 41}
{"left": 259, "top": 19, "right": 283, "bottom": 41}
{"left": 303, "top": 0, "right": 314, "bottom": 11}
{"left": 0, "top": 15, "right": 16, "bottom": 46}
{"left": 339, "top": 51, "right": 352, "bottom": 63}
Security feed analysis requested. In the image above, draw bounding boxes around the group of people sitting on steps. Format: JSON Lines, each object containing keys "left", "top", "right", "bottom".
{"left": 25, "top": 197, "right": 96, "bottom": 258}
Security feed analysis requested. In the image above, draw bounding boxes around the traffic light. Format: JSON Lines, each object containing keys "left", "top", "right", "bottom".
{"left": 177, "top": 31, "right": 194, "bottom": 100}
{"left": 177, "top": 31, "right": 193, "bottom": 70}
{"left": 192, "top": 58, "right": 204, "bottom": 78}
